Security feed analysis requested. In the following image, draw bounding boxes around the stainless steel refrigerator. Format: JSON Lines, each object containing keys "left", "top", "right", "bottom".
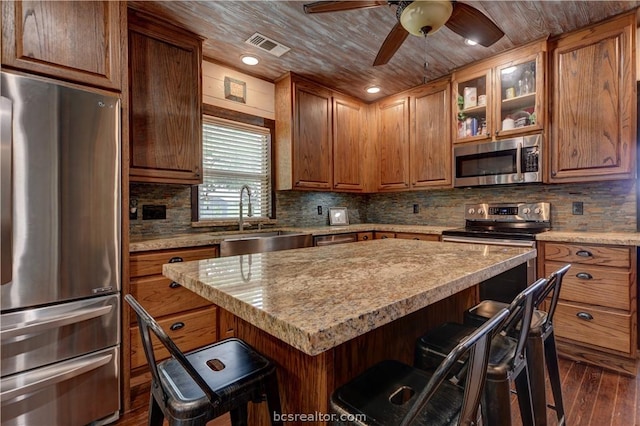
{"left": 1, "top": 71, "right": 121, "bottom": 425}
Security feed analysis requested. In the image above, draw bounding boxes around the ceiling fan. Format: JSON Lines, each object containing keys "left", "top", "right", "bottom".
{"left": 303, "top": 1, "right": 504, "bottom": 66}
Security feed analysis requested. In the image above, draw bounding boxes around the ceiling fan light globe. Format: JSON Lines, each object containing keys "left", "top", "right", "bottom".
{"left": 399, "top": 0, "right": 453, "bottom": 37}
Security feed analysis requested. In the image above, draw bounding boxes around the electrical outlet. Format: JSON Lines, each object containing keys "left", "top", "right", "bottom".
{"left": 413, "top": 204, "right": 419, "bottom": 214}
{"left": 572, "top": 201, "right": 584, "bottom": 215}
{"left": 317, "top": 206, "right": 323, "bottom": 215}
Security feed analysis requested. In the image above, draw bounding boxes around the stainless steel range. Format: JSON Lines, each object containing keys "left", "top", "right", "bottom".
{"left": 442, "top": 202, "right": 550, "bottom": 302}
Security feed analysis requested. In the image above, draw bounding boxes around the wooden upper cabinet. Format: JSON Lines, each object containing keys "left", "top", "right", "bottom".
{"left": 452, "top": 39, "right": 546, "bottom": 143}
{"left": 333, "top": 94, "right": 364, "bottom": 191}
{"left": 410, "top": 80, "right": 452, "bottom": 188}
{"left": 548, "top": 13, "right": 636, "bottom": 183}
{"left": 1, "top": 1, "right": 124, "bottom": 90}
{"left": 275, "top": 73, "right": 334, "bottom": 191}
{"left": 128, "top": 9, "right": 203, "bottom": 185}
{"left": 378, "top": 94, "right": 410, "bottom": 190}
{"left": 293, "top": 79, "right": 332, "bottom": 189}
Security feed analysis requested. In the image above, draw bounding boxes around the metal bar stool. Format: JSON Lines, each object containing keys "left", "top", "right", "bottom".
{"left": 463, "top": 264, "right": 571, "bottom": 425}
{"left": 415, "top": 278, "right": 548, "bottom": 426}
{"left": 330, "top": 307, "right": 510, "bottom": 425}
{"left": 125, "top": 294, "right": 283, "bottom": 426}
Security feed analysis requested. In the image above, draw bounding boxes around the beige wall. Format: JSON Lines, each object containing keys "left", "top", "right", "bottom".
{"left": 202, "top": 60, "right": 275, "bottom": 119}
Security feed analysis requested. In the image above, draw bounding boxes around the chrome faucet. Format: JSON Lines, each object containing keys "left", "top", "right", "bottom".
{"left": 239, "top": 184, "right": 253, "bottom": 231}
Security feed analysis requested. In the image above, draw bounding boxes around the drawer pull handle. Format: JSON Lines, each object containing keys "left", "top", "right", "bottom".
{"left": 169, "top": 256, "right": 184, "bottom": 263}
{"left": 170, "top": 322, "right": 185, "bottom": 331}
{"left": 576, "top": 272, "right": 593, "bottom": 280}
{"left": 381, "top": 236, "right": 389, "bottom": 239}
{"left": 169, "top": 282, "right": 181, "bottom": 289}
{"left": 413, "top": 237, "right": 420, "bottom": 240}
{"left": 576, "top": 250, "right": 592, "bottom": 258}
{"left": 576, "top": 312, "right": 593, "bottom": 321}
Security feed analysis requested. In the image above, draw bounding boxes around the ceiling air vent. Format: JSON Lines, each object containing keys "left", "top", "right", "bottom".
{"left": 245, "top": 33, "right": 291, "bottom": 57}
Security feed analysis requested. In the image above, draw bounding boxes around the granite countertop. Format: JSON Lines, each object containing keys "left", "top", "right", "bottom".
{"left": 129, "top": 224, "right": 452, "bottom": 252}
{"left": 163, "top": 239, "right": 536, "bottom": 356}
{"left": 130, "top": 225, "right": 640, "bottom": 252}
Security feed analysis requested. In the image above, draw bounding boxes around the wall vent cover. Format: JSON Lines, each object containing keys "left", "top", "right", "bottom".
{"left": 245, "top": 33, "right": 291, "bottom": 57}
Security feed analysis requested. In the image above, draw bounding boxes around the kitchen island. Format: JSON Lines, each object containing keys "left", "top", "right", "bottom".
{"left": 163, "top": 239, "right": 536, "bottom": 425}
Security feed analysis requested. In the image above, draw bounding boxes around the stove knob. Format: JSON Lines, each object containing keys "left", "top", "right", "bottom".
{"left": 477, "top": 208, "right": 485, "bottom": 215}
{"left": 468, "top": 208, "right": 475, "bottom": 215}
{"left": 534, "top": 207, "right": 542, "bottom": 215}
{"left": 522, "top": 208, "right": 531, "bottom": 214}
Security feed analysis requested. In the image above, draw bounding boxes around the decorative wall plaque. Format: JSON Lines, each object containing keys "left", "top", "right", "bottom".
{"left": 224, "top": 76, "right": 246, "bottom": 103}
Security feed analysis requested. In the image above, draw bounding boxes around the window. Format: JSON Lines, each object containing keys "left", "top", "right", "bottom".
{"left": 197, "top": 116, "right": 272, "bottom": 221}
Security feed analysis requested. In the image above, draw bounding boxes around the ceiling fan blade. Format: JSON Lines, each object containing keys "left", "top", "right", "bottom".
{"left": 373, "top": 22, "right": 409, "bottom": 66}
{"left": 303, "top": 1, "right": 387, "bottom": 14}
{"left": 445, "top": 2, "right": 504, "bottom": 47}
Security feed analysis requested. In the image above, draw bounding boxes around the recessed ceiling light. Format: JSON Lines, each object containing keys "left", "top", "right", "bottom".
{"left": 366, "top": 86, "right": 381, "bottom": 94}
{"left": 241, "top": 55, "right": 259, "bottom": 66}
{"left": 464, "top": 39, "right": 478, "bottom": 46}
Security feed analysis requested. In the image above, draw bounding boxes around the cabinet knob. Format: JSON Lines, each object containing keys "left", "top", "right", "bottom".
{"left": 170, "top": 321, "right": 185, "bottom": 331}
{"left": 169, "top": 281, "right": 182, "bottom": 288}
{"left": 413, "top": 237, "right": 420, "bottom": 240}
{"left": 551, "top": 171, "right": 557, "bottom": 177}
{"left": 169, "top": 256, "right": 184, "bottom": 263}
{"left": 576, "top": 312, "right": 593, "bottom": 321}
{"left": 362, "top": 235, "right": 369, "bottom": 240}
{"left": 576, "top": 272, "right": 593, "bottom": 280}
{"left": 381, "top": 236, "right": 389, "bottom": 239}
{"left": 486, "top": 132, "right": 491, "bottom": 138}
{"left": 495, "top": 130, "right": 499, "bottom": 136}
{"left": 576, "top": 250, "right": 592, "bottom": 258}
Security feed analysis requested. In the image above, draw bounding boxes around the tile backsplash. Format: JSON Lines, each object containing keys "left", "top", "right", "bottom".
{"left": 130, "top": 179, "right": 637, "bottom": 239}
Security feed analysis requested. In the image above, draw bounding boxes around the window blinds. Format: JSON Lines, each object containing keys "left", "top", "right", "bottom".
{"left": 198, "top": 116, "right": 272, "bottom": 220}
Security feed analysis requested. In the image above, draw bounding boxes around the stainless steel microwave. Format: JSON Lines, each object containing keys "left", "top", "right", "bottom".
{"left": 453, "top": 134, "right": 542, "bottom": 187}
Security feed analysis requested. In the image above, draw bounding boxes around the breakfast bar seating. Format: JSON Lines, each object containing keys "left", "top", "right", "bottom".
{"left": 415, "top": 278, "right": 548, "bottom": 426}
{"left": 330, "top": 308, "right": 510, "bottom": 425}
{"left": 125, "top": 295, "right": 283, "bottom": 426}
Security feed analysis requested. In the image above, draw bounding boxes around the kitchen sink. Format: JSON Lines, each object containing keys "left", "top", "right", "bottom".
{"left": 219, "top": 230, "right": 313, "bottom": 257}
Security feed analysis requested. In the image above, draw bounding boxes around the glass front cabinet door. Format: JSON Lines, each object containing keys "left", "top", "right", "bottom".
{"left": 453, "top": 40, "right": 546, "bottom": 143}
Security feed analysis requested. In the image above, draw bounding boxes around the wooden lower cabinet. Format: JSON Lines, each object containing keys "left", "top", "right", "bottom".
{"left": 374, "top": 231, "right": 440, "bottom": 241}
{"left": 539, "top": 241, "right": 637, "bottom": 375}
{"left": 126, "top": 245, "right": 220, "bottom": 410}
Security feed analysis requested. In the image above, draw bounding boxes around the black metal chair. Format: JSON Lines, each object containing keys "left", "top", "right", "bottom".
{"left": 330, "top": 307, "right": 510, "bottom": 425}
{"left": 125, "top": 294, "right": 283, "bottom": 426}
{"left": 463, "top": 264, "right": 571, "bottom": 425}
{"left": 415, "top": 277, "right": 548, "bottom": 426}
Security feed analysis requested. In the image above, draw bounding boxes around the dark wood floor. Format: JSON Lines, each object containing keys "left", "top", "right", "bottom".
{"left": 116, "top": 357, "right": 639, "bottom": 425}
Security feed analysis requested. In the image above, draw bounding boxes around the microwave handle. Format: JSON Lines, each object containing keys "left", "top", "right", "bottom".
{"left": 516, "top": 141, "right": 523, "bottom": 181}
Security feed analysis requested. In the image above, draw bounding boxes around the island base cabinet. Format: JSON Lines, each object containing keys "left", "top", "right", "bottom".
{"left": 222, "top": 287, "right": 477, "bottom": 425}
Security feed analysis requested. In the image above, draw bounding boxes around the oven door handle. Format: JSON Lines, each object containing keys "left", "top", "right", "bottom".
{"left": 516, "top": 141, "right": 523, "bottom": 181}
{"left": 442, "top": 236, "right": 536, "bottom": 248}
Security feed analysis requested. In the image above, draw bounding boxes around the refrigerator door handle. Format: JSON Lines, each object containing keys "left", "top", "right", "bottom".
{"left": 0, "top": 351, "right": 113, "bottom": 402}
{"left": 0, "top": 304, "right": 113, "bottom": 340}
{"left": 1, "top": 96, "right": 12, "bottom": 285}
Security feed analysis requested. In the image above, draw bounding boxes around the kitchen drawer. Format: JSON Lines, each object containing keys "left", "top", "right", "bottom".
{"left": 554, "top": 301, "right": 632, "bottom": 354}
{"left": 357, "top": 232, "right": 373, "bottom": 242}
{"left": 544, "top": 261, "right": 631, "bottom": 310}
{"left": 129, "top": 306, "right": 218, "bottom": 369}
{"left": 544, "top": 243, "right": 631, "bottom": 268}
{"left": 374, "top": 231, "right": 395, "bottom": 239}
{"left": 130, "top": 275, "right": 212, "bottom": 321}
{"left": 130, "top": 246, "right": 219, "bottom": 278}
{"left": 395, "top": 232, "right": 440, "bottom": 241}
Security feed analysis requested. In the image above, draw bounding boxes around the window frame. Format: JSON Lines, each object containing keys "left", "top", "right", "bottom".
{"left": 192, "top": 104, "right": 276, "bottom": 223}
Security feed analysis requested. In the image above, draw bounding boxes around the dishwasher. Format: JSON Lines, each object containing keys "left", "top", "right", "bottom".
{"left": 313, "top": 233, "right": 358, "bottom": 246}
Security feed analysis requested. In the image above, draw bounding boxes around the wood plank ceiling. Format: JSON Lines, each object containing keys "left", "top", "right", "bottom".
{"left": 128, "top": 1, "right": 638, "bottom": 101}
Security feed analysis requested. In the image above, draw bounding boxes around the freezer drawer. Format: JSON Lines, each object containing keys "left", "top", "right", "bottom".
{"left": 0, "top": 346, "right": 120, "bottom": 426}
{"left": 0, "top": 294, "right": 120, "bottom": 377}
